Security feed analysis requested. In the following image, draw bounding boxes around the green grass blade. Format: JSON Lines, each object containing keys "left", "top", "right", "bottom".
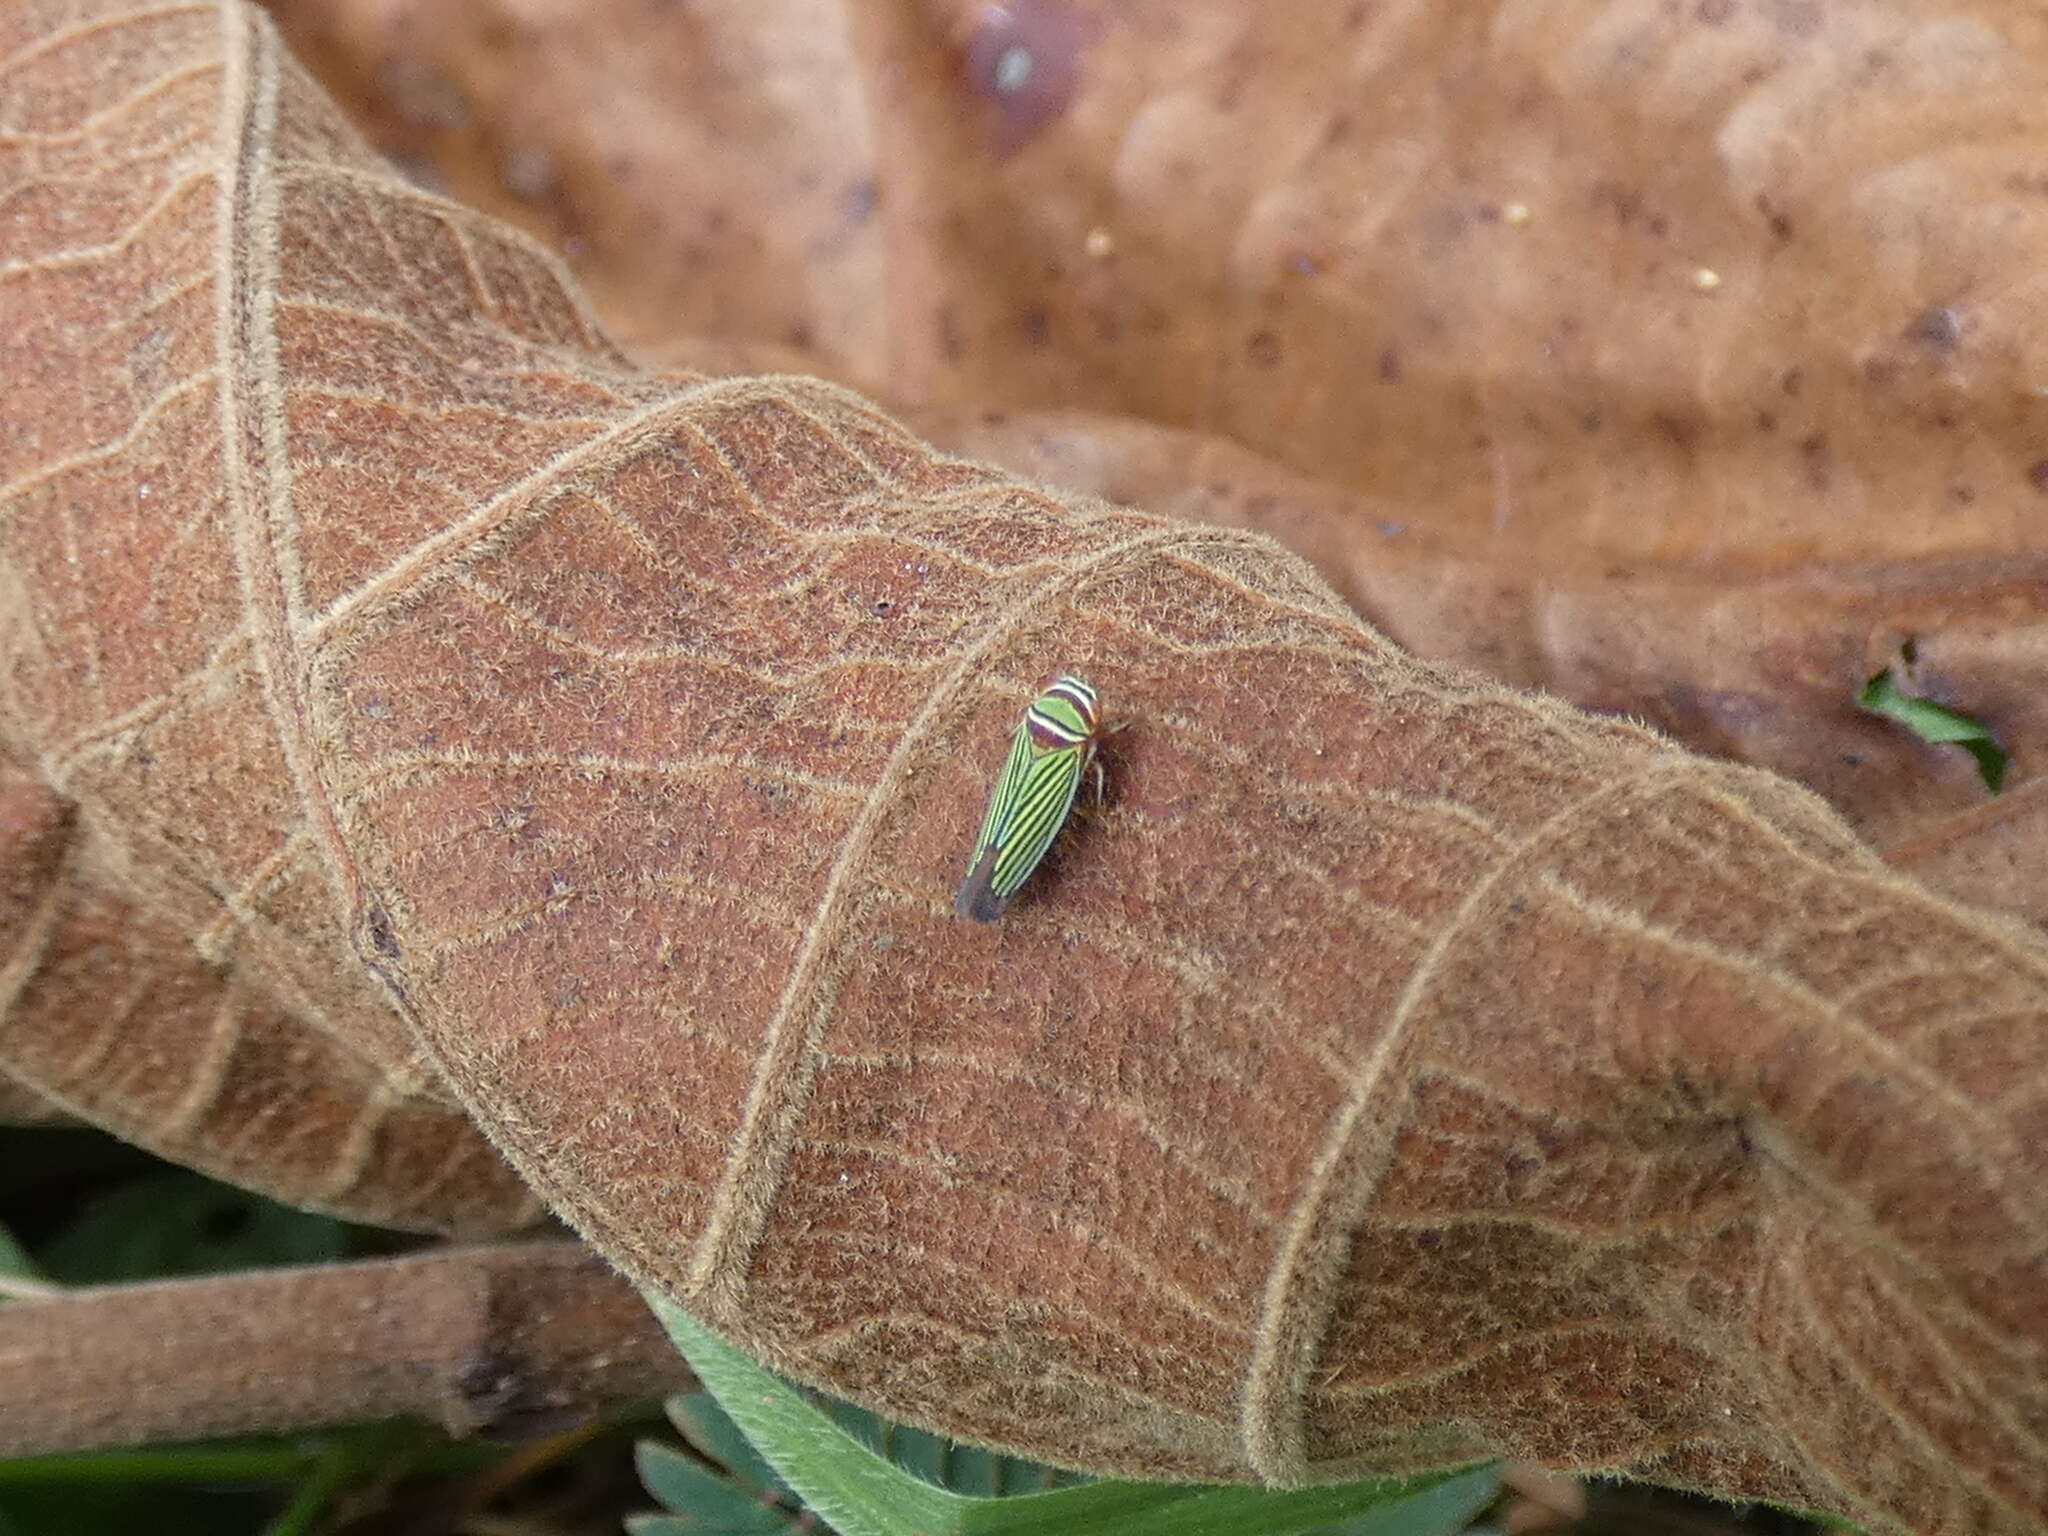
{"left": 666, "top": 1392, "right": 792, "bottom": 1502}
{"left": 258, "top": 1444, "right": 351, "bottom": 1536}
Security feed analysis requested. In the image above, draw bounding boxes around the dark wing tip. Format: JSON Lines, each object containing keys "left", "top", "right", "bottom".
{"left": 954, "top": 845, "right": 1010, "bottom": 922}
{"left": 957, "top": 891, "right": 1009, "bottom": 923}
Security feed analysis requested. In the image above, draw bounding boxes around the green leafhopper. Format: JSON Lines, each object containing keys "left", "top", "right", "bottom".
{"left": 954, "top": 675, "right": 1107, "bottom": 923}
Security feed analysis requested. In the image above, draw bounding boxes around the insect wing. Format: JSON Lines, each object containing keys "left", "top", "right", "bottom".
{"left": 954, "top": 842, "right": 1008, "bottom": 923}
{"left": 987, "top": 740, "right": 1089, "bottom": 902}
{"left": 954, "top": 720, "right": 1035, "bottom": 921}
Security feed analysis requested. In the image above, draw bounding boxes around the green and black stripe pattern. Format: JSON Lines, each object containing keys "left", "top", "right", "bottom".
{"left": 954, "top": 676, "right": 1105, "bottom": 923}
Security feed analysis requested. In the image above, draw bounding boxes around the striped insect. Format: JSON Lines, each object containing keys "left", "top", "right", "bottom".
{"left": 954, "top": 675, "right": 1110, "bottom": 923}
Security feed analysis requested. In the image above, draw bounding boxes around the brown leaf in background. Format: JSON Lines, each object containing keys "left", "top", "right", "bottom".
{"left": 263, "top": 0, "right": 2048, "bottom": 921}
{"left": 4, "top": 6, "right": 2047, "bottom": 1536}
{"left": 263, "top": 0, "right": 887, "bottom": 368}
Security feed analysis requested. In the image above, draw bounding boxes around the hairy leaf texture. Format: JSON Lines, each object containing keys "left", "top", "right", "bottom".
{"left": 0, "top": 6, "right": 2043, "bottom": 1533}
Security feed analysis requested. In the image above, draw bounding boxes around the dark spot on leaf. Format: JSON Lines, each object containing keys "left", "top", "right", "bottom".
{"left": 1378, "top": 346, "right": 1403, "bottom": 382}
{"left": 1652, "top": 412, "right": 1700, "bottom": 460}
{"left": 1696, "top": 0, "right": 1735, "bottom": 23}
{"left": 1779, "top": 366, "right": 1804, "bottom": 397}
{"left": 1211, "top": 56, "right": 1254, "bottom": 113}
{"left": 1861, "top": 356, "right": 1898, "bottom": 388}
{"left": 1246, "top": 329, "right": 1282, "bottom": 367}
{"left": 1773, "top": 0, "right": 1822, "bottom": 38}
{"left": 1755, "top": 192, "right": 1794, "bottom": 241}
{"left": 1754, "top": 410, "right": 1777, "bottom": 433}
{"left": 2028, "top": 459, "right": 2048, "bottom": 492}
{"left": 1592, "top": 180, "right": 1644, "bottom": 228}
{"left": 1020, "top": 307, "right": 1050, "bottom": 346}
{"left": 841, "top": 179, "right": 878, "bottom": 224}
{"left": 961, "top": 0, "right": 1096, "bottom": 154}
{"left": 1903, "top": 306, "right": 1961, "bottom": 350}
{"left": 1799, "top": 433, "right": 1830, "bottom": 489}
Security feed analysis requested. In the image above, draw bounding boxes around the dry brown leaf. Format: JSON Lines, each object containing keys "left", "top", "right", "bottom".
{"left": 0, "top": 1071, "right": 64, "bottom": 1125}
{"left": 265, "top": 0, "right": 2048, "bottom": 904}
{"left": 4, "top": 5, "right": 2047, "bottom": 1535}
{"left": 263, "top": 0, "right": 888, "bottom": 367}
{"left": 0, "top": 0, "right": 543, "bottom": 1231}
{"left": 1882, "top": 777, "right": 2048, "bottom": 931}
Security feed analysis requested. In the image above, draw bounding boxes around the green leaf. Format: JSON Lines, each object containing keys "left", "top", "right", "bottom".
{"left": 628, "top": 1518, "right": 784, "bottom": 1536}
{"left": 647, "top": 1294, "right": 1499, "bottom": 1536}
{"left": 812, "top": 1393, "right": 1085, "bottom": 1497}
{"left": 1858, "top": 669, "right": 2007, "bottom": 793}
{"left": 1783, "top": 1502, "right": 1876, "bottom": 1535}
{"left": 0, "top": 1219, "right": 51, "bottom": 1298}
{"left": 666, "top": 1393, "right": 793, "bottom": 1503}
{"left": 634, "top": 1441, "right": 800, "bottom": 1534}
{"left": 36, "top": 1173, "right": 347, "bottom": 1284}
